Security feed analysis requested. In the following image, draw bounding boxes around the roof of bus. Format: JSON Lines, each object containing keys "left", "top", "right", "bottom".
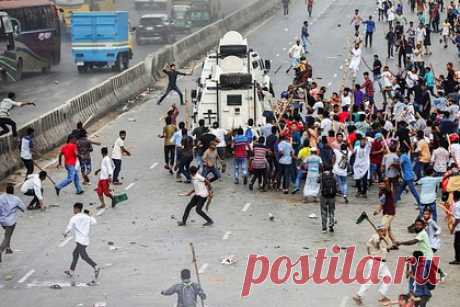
{"left": 0, "top": 0, "right": 53, "bottom": 10}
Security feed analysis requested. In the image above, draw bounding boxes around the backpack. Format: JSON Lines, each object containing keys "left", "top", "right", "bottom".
{"left": 321, "top": 171, "right": 337, "bottom": 198}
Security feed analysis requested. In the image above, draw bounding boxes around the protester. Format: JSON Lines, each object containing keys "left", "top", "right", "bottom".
{"left": 21, "top": 171, "right": 47, "bottom": 210}
{"left": 55, "top": 135, "right": 84, "bottom": 196}
{"left": 111, "top": 130, "right": 131, "bottom": 185}
{"left": 161, "top": 269, "right": 206, "bottom": 307}
{"left": 0, "top": 92, "right": 35, "bottom": 137}
{"left": 20, "top": 128, "right": 35, "bottom": 179}
{"left": 157, "top": 64, "right": 188, "bottom": 105}
{"left": 95, "top": 147, "right": 115, "bottom": 209}
{"left": 0, "top": 185, "right": 25, "bottom": 263}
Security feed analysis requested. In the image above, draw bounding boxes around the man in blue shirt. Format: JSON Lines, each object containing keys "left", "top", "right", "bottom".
{"left": 396, "top": 147, "right": 421, "bottom": 206}
{"left": 0, "top": 185, "right": 25, "bottom": 263}
{"left": 363, "top": 16, "right": 376, "bottom": 48}
{"left": 277, "top": 134, "right": 294, "bottom": 194}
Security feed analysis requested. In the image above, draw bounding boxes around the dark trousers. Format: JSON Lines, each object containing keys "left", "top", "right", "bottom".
{"left": 356, "top": 171, "right": 368, "bottom": 195}
{"left": 164, "top": 145, "right": 175, "bottom": 168}
{"left": 158, "top": 85, "right": 184, "bottom": 105}
{"left": 178, "top": 155, "right": 193, "bottom": 181}
{"left": 398, "top": 49, "right": 407, "bottom": 67}
{"left": 112, "top": 159, "right": 122, "bottom": 183}
{"left": 250, "top": 168, "right": 266, "bottom": 188}
{"left": 70, "top": 243, "right": 96, "bottom": 271}
{"left": 0, "top": 117, "right": 17, "bottom": 137}
{"left": 278, "top": 164, "right": 292, "bottom": 191}
{"left": 387, "top": 42, "right": 394, "bottom": 58}
{"left": 320, "top": 196, "right": 335, "bottom": 229}
{"left": 22, "top": 158, "right": 34, "bottom": 177}
{"left": 365, "top": 32, "right": 373, "bottom": 47}
{"left": 0, "top": 224, "right": 15, "bottom": 253}
{"left": 455, "top": 232, "right": 460, "bottom": 262}
{"left": 414, "top": 296, "right": 430, "bottom": 307}
{"left": 24, "top": 189, "right": 41, "bottom": 208}
{"left": 182, "top": 195, "right": 213, "bottom": 224}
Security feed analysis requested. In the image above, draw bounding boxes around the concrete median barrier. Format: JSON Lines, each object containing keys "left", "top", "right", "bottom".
{"left": 0, "top": 0, "right": 279, "bottom": 179}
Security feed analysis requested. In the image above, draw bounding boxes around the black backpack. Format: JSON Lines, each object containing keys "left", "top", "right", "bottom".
{"left": 321, "top": 171, "right": 337, "bottom": 198}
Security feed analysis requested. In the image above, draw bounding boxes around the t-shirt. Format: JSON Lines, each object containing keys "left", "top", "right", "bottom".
{"left": 233, "top": 135, "right": 248, "bottom": 159}
{"left": 383, "top": 153, "right": 400, "bottom": 178}
{"left": 0, "top": 98, "right": 20, "bottom": 118}
{"left": 298, "top": 147, "right": 311, "bottom": 161}
{"left": 163, "top": 125, "right": 177, "bottom": 146}
{"left": 61, "top": 143, "right": 78, "bottom": 166}
{"left": 416, "top": 139, "right": 431, "bottom": 163}
{"left": 370, "top": 140, "right": 384, "bottom": 165}
{"left": 416, "top": 230, "right": 434, "bottom": 260}
{"left": 333, "top": 149, "right": 349, "bottom": 177}
{"left": 305, "top": 154, "right": 322, "bottom": 173}
{"left": 112, "top": 137, "right": 125, "bottom": 160}
{"left": 418, "top": 177, "right": 442, "bottom": 204}
{"left": 450, "top": 143, "right": 460, "bottom": 166}
{"left": 278, "top": 140, "right": 294, "bottom": 165}
{"left": 400, "top": 153, "right": 415, "bottom": 181}
{"left": 431, "top": 147, "right": 449, "bottom": 173}
{"left": 380, "top": 190, "right": 395, "bottom": 216}
{"left": 77, "top": 137, "right": 92, "bottom": 161}
{"left": 211, "top": 128, "right": 226, "bottom": 148}
{"left": 20, "top": 136, "right": 33, "bottom": 160}
{"left": 192, "top": 174, "right": 208, "bottom": 198}
{"left": 252, "top": 144, "right": 268, "bottom": 169}
{"left": 338, "top": 111, "right": 349, "bottom": 123}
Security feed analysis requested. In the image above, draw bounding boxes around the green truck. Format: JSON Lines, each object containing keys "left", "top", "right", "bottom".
{"left": 171, "top": 0, "right": 220, "bottom": 29}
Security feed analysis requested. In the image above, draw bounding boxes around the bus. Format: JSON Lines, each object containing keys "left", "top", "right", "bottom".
{"left": 0, "top": 0, "right": 61, "bottom": 80}
{"left": 53, "top": 0, "right": 116, "bottom": 32}
{"left": 0, "top": 12, "right": 15, "bottom": 83}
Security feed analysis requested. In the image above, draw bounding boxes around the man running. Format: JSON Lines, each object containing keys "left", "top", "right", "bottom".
{"left": 0, "top": 185, "right": 25, "bottom": 263}
{"left": 307, "top": 0, "right": 314, "bottom": 17}
{"left": 63, "top": 203, "right": 100, "bottom": 286}
{"left": 55, "top": 135, "right": 84, "bottom": 196}
{"left": 95, "top": 147, "right": 116, "bottom": 209}
{"left": 177, "top": 166, "right": 214, "bottom": 227}
{"left": 20, "top": 128, "right": 35, "bottom": 179}
{"left": 157, "top": 64, "right": 188, "bottom": 105}
{"left": 0, "top": 92, "right": 35, "bottom": 137}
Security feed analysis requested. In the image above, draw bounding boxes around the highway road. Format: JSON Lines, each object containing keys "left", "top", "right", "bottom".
{"left": 1, "top": 0, "right": 252, "bottom": 127}
{"left": 1, "top": 0, "right": 460, "bottom": 306}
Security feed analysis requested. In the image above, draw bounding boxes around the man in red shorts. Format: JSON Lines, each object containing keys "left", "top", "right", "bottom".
{"left": 95, "top": 147, "right": 116, "bottom": 209}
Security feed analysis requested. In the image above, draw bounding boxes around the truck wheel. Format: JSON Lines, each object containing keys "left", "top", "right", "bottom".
{"left": 122, "top": 55, "right": 129, "bottom": 70}
{"left": 77, "top": 65, "right": 87, "bottom": 74}
{"left": 112, "top": 56, "right": 122, "bottom": 72}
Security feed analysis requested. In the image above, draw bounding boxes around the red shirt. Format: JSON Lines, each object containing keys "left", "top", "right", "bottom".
{"left": 362, "top": 79, "right": 374, "bottom": 97}
{"left": 338, "top": 111, "right": 349, "bottom": 123}
{"left": 61, "top": 143, "right": 78, "bottom": 166}
{"left": 370, "top": 140, "right": 384, "bottom": 165}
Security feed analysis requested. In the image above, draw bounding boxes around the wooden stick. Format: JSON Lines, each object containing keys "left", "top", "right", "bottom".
{"left": 190, "top": 243, "right": 205, "bottom": 307}
{"left": 32, "top": 161, "right": 57, "bottom": 186}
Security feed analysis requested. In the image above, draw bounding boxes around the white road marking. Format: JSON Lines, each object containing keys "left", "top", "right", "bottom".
{"left": 96, "top": 208, "right": 106, "bottom": 216}
{"left": 339, "top": 296, "right": 349, "bottom": 307}
{"left": 327, "top": 56, "right": 338, "bottom": 59}
{"left": 150, "top": 162, "right": 159, "bottom": 169}
{"left": 222, "top": 231, "right": 232, "bottom": 240}
{"left": 59, "top": 236, "right": 73, "bottom": 248}
{"left": 198, "top": 263, "right": 208, "bottom": 274}
{"left": 125, "top": 183, "right": 136, "bottom": 190}
{"left": 242, "top": 202, "right": 251, "bottom": 212}
{"left": 18, "top": 270, "right": 35, "bottom": 284}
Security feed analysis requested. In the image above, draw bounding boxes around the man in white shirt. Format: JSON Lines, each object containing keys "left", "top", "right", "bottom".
{"left": 450, "top": 191, "right": 460, "bottom": 265}
{"left": 63, "top": 202, "right": 100, "bottom": 285}
{"left": 177, "top": 166, "right": 213, "bottom": 227}
{"left": 211, "top": 122, "right": 227, "bottom": 172}
{"left": 0, "top": 92, "right": 35, "bottom": 137}
{"left": 20, "top": 128, "right": 35, "bottom": 178}
{"left": 111, "top": 130, "right": 131, "bottom": 185}
{"left": 286, "top": 40, "right": 305, "bottom": 74}
{"left": 0, "top": 185, "right": 25, "bottom": 263}
{"left": 21, "top": 171, "right": 47, "bottom": 210}
{"left": 95, "top": 147, "right": 115, "bottom": 209}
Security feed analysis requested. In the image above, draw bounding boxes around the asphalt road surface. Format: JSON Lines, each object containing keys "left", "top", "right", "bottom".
{"left": 1, "top": 0, "right": 252, "bottom": 127}
{"left": 1, "top": 0, "right": 460, "bottom": 306}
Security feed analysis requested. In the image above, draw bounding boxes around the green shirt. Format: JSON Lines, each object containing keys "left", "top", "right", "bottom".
{"left": 416, "top": 230, "right": 434, "bottom": 260}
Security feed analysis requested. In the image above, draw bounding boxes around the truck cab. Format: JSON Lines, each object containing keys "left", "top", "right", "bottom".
{"left": 71, "top": 11, "right": 132, "bottom": 73}
{"left": 170, "top": 3, "right": 192, "bottom": 33}
{"left": 189, "top": 0, "right": 220, "bottom": 26}
{"left": 135, "top": 14, "right": 175, "bottom": 45}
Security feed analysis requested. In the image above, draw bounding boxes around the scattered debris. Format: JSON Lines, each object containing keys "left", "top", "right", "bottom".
{"left": 129, "top": 242, "right": 136, "bottom": 245}
{"left": 268, "top": 213, "right": 275, "bottom": 221}
{"left": 274, "top": 245, "right": 280, "bottom": 249}
{"left": 4, "top": 274, "right": 13, "bottom": 281}
{"left": 128, "top": 118, "right": 136, "bottom": 122}
{"left": 107, "top": 241, "right": 114, "bottom": 246}
{"left": 50, "top": 284, "right": 62, "bottom": 290}
{"left": 221, "top": 255, "right": 237, "bottom": 265}
{"left": 170, "top": 215, "right": 176, "bottom": 220}
{"left": 94, "top": 302, "right": 107, "bottom": 307}
{"left": 302, "top": 247, "right": 310, "bottom": 250}
{"left": 140, "top": 244, "right": 148, "bottom": 248}
{"left": 308, "top": 213, "right": 318, "bottom": 219}
{"left": 109, "top": 246, "right": 121, "bottom": 251}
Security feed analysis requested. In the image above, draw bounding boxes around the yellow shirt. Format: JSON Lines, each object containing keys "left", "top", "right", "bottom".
{"left": 417, "top": 140, "right": 431, "bottom": 163}
{"left": 298, "top": 147, "right": 311, "bottom": 161}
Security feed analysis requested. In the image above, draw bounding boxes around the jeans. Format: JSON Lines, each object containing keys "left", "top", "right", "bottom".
{"left": 414, "top": 161, "right": 429, "bottom": 181}
{"left": 202, "top": 166, "right": 221, "bottom": 183}
{"left": 336, "top": 175, "right": 348, "bottom": 197}
{"left": 365, "top": 31, "right": 373, "bottom": 47}
{"left": 356, "top": 171, "right": 368, "bottom": 195}
{"left": 158, "top": 84, "right": 184, "bottom": 105}
{"left": 0, "top": 117, "right": 17, "bottom": 137}
{"left": 420, "top": 202, "right": 437, "bottom": 222}
{"left": 320, "top": 196, "right": 335, "bottom": 230}
{"left": 70, "top": 243, "right": 96, "bottom": 271}
{"left": 177, "top": 155, "right": 193, "bottom": 181}
{"left": 56, "top": 165, "right": 82, "bottom": 193}
{"left": 370, "top": 163, "right": 382, "bottom": 182}
{"left": 112, "top": 159, "right": 122, "bottom": 183}
{"left": 164, "top": 145, "right": 175, "bottom": 168}
{"left": 373, "top": 73, "right": 383, "bottom": 92}
{"left": 279, "top": 163, "right": 292, "bottom": 191}
{"left": 301, "top": 35, "right": 309, "bottom": 53}
{"left": 233, "top": 158, "right": 248, "bottom": 182}
{"left": 396, "top": 179, "right": 421, "bottom": 205}
{"left": 295, "top": 169, "right": 306, "bottom": 190}
{"left": 182, "top": 195, "right": 212, "bottom": 224}
{"left": 0, "top": 224, "right": 15, "bottom": 254}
